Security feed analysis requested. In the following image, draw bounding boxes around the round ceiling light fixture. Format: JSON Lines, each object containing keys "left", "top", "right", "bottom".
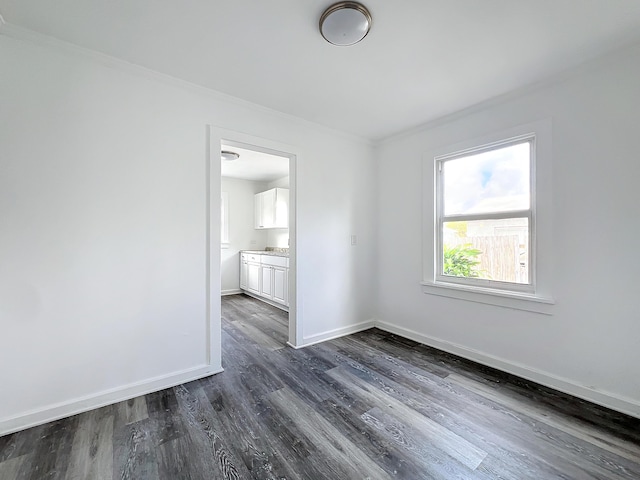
{"left": 319, "top": 2, "right": 372, "bottom": 46}
{"left": 221, "top": 150, "right": 240, "bottom": 161}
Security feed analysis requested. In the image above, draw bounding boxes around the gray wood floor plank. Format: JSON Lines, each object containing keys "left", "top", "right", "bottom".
{"left": 156, "top": 435, "right": 200, "bottom": 480}
{"left": 202, "top": 374, "right": 319, "bottom": 466}
{"left": 324, "top": 346, "right": 581, "bottom": 479}
{"left": 22, "top": 418, "right": 77, "bottom": 480}
{"left": 449, "top": 371, "right": 640, "bottom": 462}
{"left": 174, "top": 383, "right": 251, "bottom": 480}
{"left": 229, "top": 318, "right": 285, "bottom": 352}
{"left": 0, "top": 425, "right": 45, "bottom": 463}
{"left": 227, "top": 307, "right": 289, "bottom": 346}
{"left": 112, "top": 418, "right": 159, "bottom": 480}
{"left": 0, "top": 454, "right": 31, "bottom": 480}
{"left": 194, "top": 379, "right": 302, "bottom": 480}
{"left": 115, "top": 395, "right": 150, "bottom": 426}
{"left": 144, "top": 389, "right": 187, "bottom": 447}
{"left": 314, "top": 338, "right": 474, "bottom": 414}
{"left": 66, "top": 408, "right": 114, "bottom": 480}
{"left": 361, "top": 407, "right": 486, "bottom": 479}
{"left": 453, "top": 385, "right": 640, "bottom": 480}
{"left": 268, "top": 387, "right": 394, "bottom": 480}
{"left": 327, "top": 366, "right": 488, "bottom": 470}
{"left": 315, "top": 398, "right": 459, "bottom": 480}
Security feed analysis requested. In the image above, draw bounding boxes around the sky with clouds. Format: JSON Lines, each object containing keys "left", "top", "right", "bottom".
{"left": 443, "top": 142, "right": 530, "bottom": 216}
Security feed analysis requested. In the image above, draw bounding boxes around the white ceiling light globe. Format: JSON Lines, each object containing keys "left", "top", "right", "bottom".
{"left": 320, "top": 2, "right": 372, "bottom": 46}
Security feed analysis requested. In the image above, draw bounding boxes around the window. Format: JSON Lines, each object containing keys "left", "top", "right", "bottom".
{"left": 436, "top": 136, "right": 534, "bottom": 293}
{"left": 221, "top": 191, "right": 229, "bottom": 248}
{"left": 422, "top": 120, "right": 553, "bottom": 313}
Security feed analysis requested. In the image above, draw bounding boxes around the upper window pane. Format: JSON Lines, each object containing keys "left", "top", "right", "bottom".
{"left": 443, "top": 141, "right": 530, "bottom": 216}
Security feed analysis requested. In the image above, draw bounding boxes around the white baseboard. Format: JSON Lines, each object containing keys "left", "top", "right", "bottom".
{"left": 221, "top": 289, "right": 242, "bottom": 296}
{"left": 0, "top": 365, "right": 223, "bottom": 437}
{"left": 289, "top": 319, "right": 375, "bottom": 349}
{"left": 375, "top": 320, "right": 640, "bottom": 419}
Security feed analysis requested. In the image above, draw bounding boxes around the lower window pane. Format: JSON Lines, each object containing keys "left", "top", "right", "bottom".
{"left": 443, "top": 218, "right": 529, "bottom": 284}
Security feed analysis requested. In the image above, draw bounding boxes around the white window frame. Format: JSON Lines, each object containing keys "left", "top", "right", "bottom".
{"left": 421, "top": 119, "right": 555, "bottom": 314}
{"left": 435, "top": 135, "right": 535, "bottom": 294}
{"left": 221, "top": 191, "right": 229, "bottom": 248}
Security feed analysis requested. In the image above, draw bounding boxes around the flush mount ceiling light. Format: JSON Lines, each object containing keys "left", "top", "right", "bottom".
{"left": 221, "top": 150, "right": 240, "bottom": 161}
{"left": 319, "top": 2, "right": 372, "bottom": 46}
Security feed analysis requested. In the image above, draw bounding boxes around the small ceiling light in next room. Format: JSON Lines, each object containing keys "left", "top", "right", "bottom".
{"left": 221, "top": 150, "right": 240, "bottom": 161}
{"left": 319, "top": 2, "right": 372, "bottom": 46}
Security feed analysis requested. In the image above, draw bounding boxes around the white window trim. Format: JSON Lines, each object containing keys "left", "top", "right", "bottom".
{"left": 435, "top": 135, "right": 535, "bottom": 293}
{"left": 221, "top": 191, "right": 229, "bottom": 249}
{"left": 422, "top": 119, "right": 555, "bottom": 314}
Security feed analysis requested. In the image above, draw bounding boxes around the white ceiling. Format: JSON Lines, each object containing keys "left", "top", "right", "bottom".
{"left": 221, "top": 145, "right": 289, "bottom": 183}
{"left": 2, "top": 1, "right": 640, "bottom": 141}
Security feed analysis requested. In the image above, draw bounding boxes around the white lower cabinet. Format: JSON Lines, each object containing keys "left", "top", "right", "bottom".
{"left": 247, "top": 263, "right": 260, "bottom": 294}
{"left": 240, "top": 252, "right": 289, "bottom": 309}
{"left": 240, "top": 258, "right": 248, "bottom": 290}
{"left": 272, "top": 266, "right": 287, "bottom": 305}
{"left": 261, "top": 265, "right": 273, "bottom": 298}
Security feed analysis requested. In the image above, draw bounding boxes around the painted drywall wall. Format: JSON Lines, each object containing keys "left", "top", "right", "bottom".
{"left": 266, "top": 229, "right": 289, "bottom": 249}
{"left": 375, "top": 44, "right": 640, "bottom": 416}
{"left": 268, "top": 176, "right": 290, "bottom": 189}
{"left": 221, "top": 177, "right": 268, "bottom": 293}
{"left": 0, "top": 30, "right": 376, "bottom": 434}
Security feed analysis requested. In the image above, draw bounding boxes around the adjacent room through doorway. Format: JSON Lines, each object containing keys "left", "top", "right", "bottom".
{"left": 219, "top": 141, "right": 293, "bottom": 346}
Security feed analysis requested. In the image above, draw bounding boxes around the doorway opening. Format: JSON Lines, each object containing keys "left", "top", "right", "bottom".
{"left": 217, "top": 137, "right": 297, "bottom": 348}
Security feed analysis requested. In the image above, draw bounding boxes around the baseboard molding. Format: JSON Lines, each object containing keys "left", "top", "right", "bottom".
{"left": 0, "top": 365, "right": 223, "bottom": 437}
{"left": 221, "top": 289, "right": 242, "bottom": 296}
{"left": 289, "top": 319, "right": 375, "bottom": 349}
{"left": 375, "top": 320, "right": 640, "bottom": 419}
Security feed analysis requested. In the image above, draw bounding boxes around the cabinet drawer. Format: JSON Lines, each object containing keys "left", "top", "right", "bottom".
{"left": 261, "top": 255, "right": 288, "bottom": 268}
{"left": 245, "top": 254, "right": 261, "bottom": 263}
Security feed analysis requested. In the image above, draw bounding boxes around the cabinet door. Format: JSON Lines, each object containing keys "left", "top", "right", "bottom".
{"left": 260, "top": 265, "right": 273, "bottom": 298}
{"left": 240, "top": 258, "right": 248, "bottom": 290}
{"left": 254, "top": 192, "right": 263, "bottom": 229}
{"left": 261, "top": 189, "right": 276, "bottom": 228}
{"left": 272, "top": 266, "right": 287, "bottom": 305}
{"left": 273, "top": 188, "right": 289, "bottom": 228}
{"left": 247, "top": 263, "right": 260, "bottom": 294}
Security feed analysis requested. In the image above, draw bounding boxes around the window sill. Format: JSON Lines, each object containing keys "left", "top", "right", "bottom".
{"left": 420, "top": 281, "right": 554, "bottom": 315}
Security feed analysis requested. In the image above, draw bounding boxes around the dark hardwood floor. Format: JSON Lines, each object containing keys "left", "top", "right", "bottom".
{"left": 2, "top": 294, "right": 640, "bottom": 479}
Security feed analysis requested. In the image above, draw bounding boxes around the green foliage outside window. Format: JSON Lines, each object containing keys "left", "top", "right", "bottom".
{"left": 443, "top": 244, "right": 482, "bottom": 278}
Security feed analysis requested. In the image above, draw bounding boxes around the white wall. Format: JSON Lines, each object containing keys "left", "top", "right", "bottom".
{"left": 266, "top": 229, "right": 289, "bottom": 249}
{"left": 221, "top": 177, "right": 268, "bottom": 293}
{"left": 0, "top": 30, "right": 376, "bottom": 434}
{"left": 376, "top": 44, "right": 640, "bottom": 417}
{"left": 268, "top": 176, "right": 290, "bottom": 189}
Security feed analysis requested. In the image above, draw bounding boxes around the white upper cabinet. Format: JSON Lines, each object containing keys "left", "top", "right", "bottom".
{"left": 255, "top": 188, "right": 289, "bottom": 229}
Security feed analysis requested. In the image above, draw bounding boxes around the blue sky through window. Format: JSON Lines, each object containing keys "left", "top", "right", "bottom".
{"left": 443, "top": 142, "right": 530, "bottom": 216}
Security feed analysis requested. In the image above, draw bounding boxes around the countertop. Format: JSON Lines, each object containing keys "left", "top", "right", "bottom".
{"left": 241, "top": 250, "right": 289, "bottom": 257}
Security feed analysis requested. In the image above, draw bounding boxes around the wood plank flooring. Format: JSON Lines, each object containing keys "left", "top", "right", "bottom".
{"left": 2, "top": 293, "right": 639, "bottom": 479}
